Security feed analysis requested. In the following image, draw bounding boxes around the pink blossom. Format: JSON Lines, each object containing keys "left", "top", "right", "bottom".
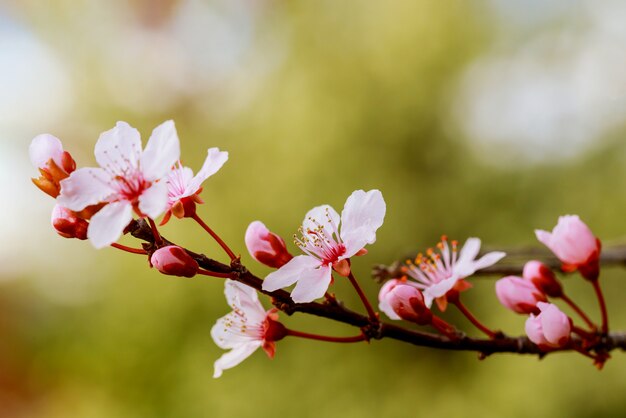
{"left": 261, "top": 189, "right": 386, "bottom": 303}
{"left": 525, "top": 302, "right": 571, "bottom": 348}
{"left": 29, "top": 134, "right": 76, "bottom": 198}
{"left": 51, "top": 204, "right": 88, "bottom": 240}
{"left": 161, "top": 148, "right": 228, "bottom": 223}
{"left": 58, "top": 121, "right": 180, "bottom": 248}
{"left": 403, "top": 236, "right": 505, "bottom": 310}
{"left": 151, "top": 246, "right": 199, "bottom": 278}
{"left": 378, "top": 280, "right": 432, "bottom": 325}
{"left": 535, "top": 215, "right": 601, "bottom": 280}
{"left": 211, "top": 280, "right": 286, "bottom": 378}
{"left": 523, "top": 260, "right": 562, "bottom": 297}
{"left": 245, "top": 221, "right": 293, "bottom": 268}
{"left": 495, "top": 276, "right": 546, "bottom": 315}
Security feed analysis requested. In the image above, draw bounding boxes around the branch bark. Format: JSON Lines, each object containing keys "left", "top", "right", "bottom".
{"left": 128, "top": 220, "right": 626, "bottom": 357}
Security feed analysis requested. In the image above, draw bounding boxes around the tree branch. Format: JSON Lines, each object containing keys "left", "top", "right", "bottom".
{"left": 128, "top": 220, "right": 626, "bottom": 357}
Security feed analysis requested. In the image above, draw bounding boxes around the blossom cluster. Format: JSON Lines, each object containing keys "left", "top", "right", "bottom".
{"left": 30, "top": 121, "right": 613, "bottom": 377}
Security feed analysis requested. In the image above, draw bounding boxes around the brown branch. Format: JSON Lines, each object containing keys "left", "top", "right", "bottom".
{"left": 372, "top": 244, "right": 626, "bottom": 282}
{"left": 128, "top": 220, "right": 626, "bottom": 357}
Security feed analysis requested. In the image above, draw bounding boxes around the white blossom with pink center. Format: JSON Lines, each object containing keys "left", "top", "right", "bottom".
{"left": 403, "top": 237, "right": 505, "bottom": 309}
{"left": 262, "top": 189, "right": 386, "bottom": 303}
{"left": 57, "top": 121, "right": 180, "bottom": 248}
{"left": 165, "top": 147, "right": 228, "bottom": 208}
{"left": 211, "top": 280, "right": 283, "bottom": 378}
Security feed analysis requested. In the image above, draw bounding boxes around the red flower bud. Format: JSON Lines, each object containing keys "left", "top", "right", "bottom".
{"left": 245, "top": 221, "right": 293, "bottom": 268}
{"left": 151, "top": 246, "right": 199, "bottom": 278}
{"left": 51, "top": 204, "right": 88, "bottom": 240}
{"left": 523, "top": 260, "right": 563, "bottom": 297}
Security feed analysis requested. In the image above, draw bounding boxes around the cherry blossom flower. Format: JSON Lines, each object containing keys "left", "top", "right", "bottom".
{"left": 29, "top": 133, "right": 76, "bottom": 198}
{"left": 57, "top": 121, "right": 180, "bottom": 248}
{"left": 525, "top": 302, "right": 571, "bottom": 348}
{"left": 261, "top": 189, "right": 386, "bottom": 303}
{"left": 151, "top": 245, "right": 199, "bottom": 278}
{"left": 535, "top": 215, "right": 601, "bottom": 280}
{"left": 161, "top": 147, "right": 228, "bottom": 223}
{"left": 402, "top": 236, "right": 505, "bottom": 310}
{"left": 211, "top": 280, "right": 286, "bottom": 378}
{"left": 495, "top": 276, "right": 546, "bottom": 315}
{"left": 379, "top": 279, "right": 432, "bottom": 325}
{"left": 245, "top": 221, "right": 293, "bottom": 268}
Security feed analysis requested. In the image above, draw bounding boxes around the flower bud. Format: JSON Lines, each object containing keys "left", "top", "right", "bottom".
{"left": 29, "top": 134, "right": 76, "bottom": 198}
{"left": 525, "top": 302, "right": 571, "bottom": 348}
{"left": 535, "top": 215, "right": 601, "bottom": 280}
{"left": 379, "top": 280, "right": 432, "bottom": 325}
{"left": 51, "top": 204, "right": 88, "bottom": 240}
{"left": 151, "top": 246, "right": 199, "bottom": 278}
{"left": 523, "top": 260, "right": 562, "bottom": 297}
{"left": 495, "top": 276, "right": 546, "bottom": 315}
{"left": 245, "top": 221, "right": 293, "bottom": 268}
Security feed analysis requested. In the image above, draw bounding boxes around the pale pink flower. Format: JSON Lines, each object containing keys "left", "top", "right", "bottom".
{"left": 211, "top": 280, "right": 286, "bottom": 378}
{"left": 151, "top": 245, "right": 199, "bottom": 278}
{"left": 378, "top": 279, "right": 432, "bottom": 325}
{"left": 403, "top": 236, "right": 505, "bottom": 310}
{"left": 51, "top": 204, "right": 88, "bottom": 240}
{"left": 495, "top": 276, "right": 546, "bottom": 315}
{"left": 535, "top": 215, "right": 601, "bottom": 280}
{"left": 261, "top": 189, "right": 386, "bottom": 303}
{"left": 29, "top": 134, "right": 76, "bottom": 198}
{"left": 523, "top": 260, "right": 562, "bottom": 297}
{"left": 161, "top": 148, "right": 228, "bottom": 223}
{"left": 245, "top": 221, "right": 293, "bottom": 268}
{"left": 525, "top": 302, "right": 571, "bottom": 348}
{"left": 58, "top": 121, "right": 180, "bottom": 248}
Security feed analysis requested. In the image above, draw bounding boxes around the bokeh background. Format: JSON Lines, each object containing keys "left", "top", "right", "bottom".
{"left": 2, "top": 0, "right": 626, "bottom": 417}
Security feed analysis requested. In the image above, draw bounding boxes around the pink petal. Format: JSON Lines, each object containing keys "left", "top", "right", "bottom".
{"left": 212, "top": 341, "right": 262, "bottom": 378}
{"left": 378, "top": 279, "right": 402, "bottom": 320}
{"left": 423, "top": 276, "right": 459, "bottom": 308}
{"left": 141, "top": 120, "right": 181, "bottom": 181}
{"left": 245, "top": 221, "right": 273, "bottom": 255}
{"left": 95, "top": 122, "right": 142, "bottom": 175}
{"left": 29, "top": 134, "right": 64, "bottom": 169}
{"left": 539, "top": 303, "right": 571, "bottom": 345}
{"left": 290, "top": 264, "right": 332, "bottom": 303}
{"left": 186, "top": 147, "right": 228, "bottom": 195}
{"left": 262, "top": 255, "right": 320, "bottom": 292}
{"left": 57, "top": 167, "right": 115, "bottom": 211}
{"left": 87, "top": 201, "right": 134, "bottom": 248}
{"left": 137, "top": 181, "right": 168, "bottom": 218}
{"left": 340, "top": 190, "right": 386, "bottom": 253}
{"left": 525, "top": 314, "right": 548, "bottom": 346}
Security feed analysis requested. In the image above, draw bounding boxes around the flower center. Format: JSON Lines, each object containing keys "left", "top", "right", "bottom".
{"left": 403, "top": 236, "right": 458, "bottom": 287}
{"left": 114, "top": 172, "right": 150, "bottom": 203}
{"left": 293, "top": 209, "right": 345, "bottom": 264}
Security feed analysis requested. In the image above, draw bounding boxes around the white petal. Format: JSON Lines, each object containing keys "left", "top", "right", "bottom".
{"left": 340, "top": 189, "right": 386, "bottom": 244}
{"left": 456, "top": 238, "right": 481, "bottom": 266}
{"left": 95, "top": 122, "right": 142, "bottom": 175}
{"left": 211, "top": 313, "right": 258, "bottom": 350}
{"left": 57, "top": 167, "right": 115, "bottom": 211}
{"left": 472, "top": 251, "right": 506, "bottom": 271}
{"left": 138, "top": 182, "right": 168, "bottom": 219}
{"left": 224, "top": 280, "right": 266, "bottom": 323}
{"left": 302, "top": 205, "right": 341, "bottom": 236}
{"left": 212, "top": 341, "right": 262, "bottom": 378}
{"left": 186, "top": 148, "right": 228, "bottom": 195}
{"left": 87, "top": 201, "right": 134, "bottom": 248}
{"left": 141, "top": 120, "right": 180, "bottom": 181}
{"left": 423, "top": 276, "right": 459, "bottom": 307}
{"left": 290, "top": 264, "right": 332, "bottom": 303}
{"left": 29, "top": 134, "right": 64, "bottom": 169}
{"left": 262, "top": 255, "right": 320, "bottom": 292}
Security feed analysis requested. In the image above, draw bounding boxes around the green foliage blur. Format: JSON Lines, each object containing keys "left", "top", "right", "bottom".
{"left": 3, "top": 1, "right": 626, "bottom": 417}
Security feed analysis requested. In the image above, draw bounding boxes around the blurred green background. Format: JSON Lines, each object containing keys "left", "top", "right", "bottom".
{"left": 2, "top": 0, "right": 626, "bottom": 417}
